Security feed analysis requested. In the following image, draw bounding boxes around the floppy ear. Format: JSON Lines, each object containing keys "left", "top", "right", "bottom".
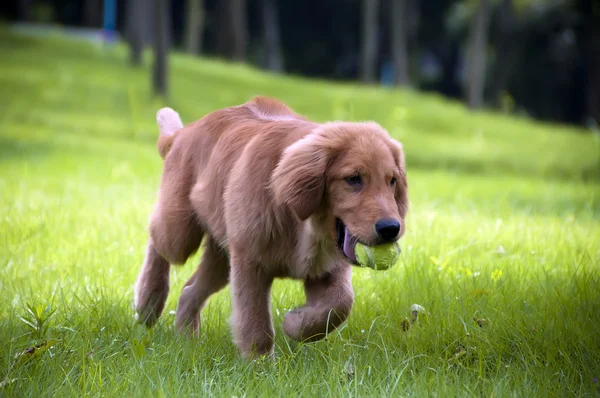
{"left": 390, "top": 139, "right": 409, "bottom": 219}
{"left": 271, "top": 135, "right": 328, "bottom": 220}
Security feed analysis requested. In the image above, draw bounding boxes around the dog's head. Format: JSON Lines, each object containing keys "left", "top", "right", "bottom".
{"left": 272, "top": 122, "right": 408, "bottom": 263}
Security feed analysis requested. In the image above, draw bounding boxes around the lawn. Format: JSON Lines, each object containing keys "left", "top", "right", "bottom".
{"left": 0, "top": 28, "right": 599, "bottom": 397}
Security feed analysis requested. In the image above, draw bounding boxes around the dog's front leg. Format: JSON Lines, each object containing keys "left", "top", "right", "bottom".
{"left": 283, "top": 263, "right": 354, "bottom": 342}
{"left": 229, "top": 252, "right": 275, "bottom": 359}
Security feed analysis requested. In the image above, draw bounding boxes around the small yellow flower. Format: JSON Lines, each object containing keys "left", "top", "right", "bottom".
{"left": 491, "top": 269, "right": 503, "bottom": 282}
{"left": 471, "top": 288, "right": 492, "bottom": 297}
{"left": 461, "top": 267, "right": 474, "bottom": 278}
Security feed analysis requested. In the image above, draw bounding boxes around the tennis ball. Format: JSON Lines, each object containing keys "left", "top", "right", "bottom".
{"left": 355, "top": 241, "right": 401, "bottom": 271}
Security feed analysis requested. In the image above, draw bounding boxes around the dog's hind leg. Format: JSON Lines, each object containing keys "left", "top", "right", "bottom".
{"left": 134, "top": 238, "right": 171, "bottom": 326}
{"left": 134, "top": 183, "right": 204, "bottom": 327}
{"left": 134, "top": 213, "right": 204, "bottom": 326}
{"left": 135, "top": 107, "right": 202, "bottom": 326}
{"left": 175, "top": 236, "right": 230, "bottom": 336}
{"left": 283, "top": 264, "right": 354, "bottom": 342}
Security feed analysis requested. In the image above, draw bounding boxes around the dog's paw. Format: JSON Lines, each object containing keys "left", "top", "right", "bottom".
{"left": 174, "top": 285, "right": 201, "bottom": 337}
{"left": 174, "top": 315, "right": 200, "bottom": 337}
{"left": 134, "top": 285, "right": 169, "bottom": 327}
{"left": 283, "top": 307, "right": 316, "bottom": 342}
{"left": 283, "top": 305, "right": 350, "bottom": 343}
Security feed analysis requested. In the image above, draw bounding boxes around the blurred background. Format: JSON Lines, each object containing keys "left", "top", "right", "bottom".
{"left": 1, "top": 0, "right": 598, "bottom": 128}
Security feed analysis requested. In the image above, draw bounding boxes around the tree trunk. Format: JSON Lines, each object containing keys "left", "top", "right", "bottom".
{"left": 262, "top": 0, "right": 284, "bottom": 72}
{"left": 438, "top": 43, "right": 462, "bottom": 98}
{"left": 390, "top": 0, "right": 409, "bottom": 86}
{"left": 230, "top": 0, "right": 248, "bottom": 62}
{"left": 83, "top": 0, "right": 103, "bottom": 28}
{"left": 360, "top": 0, "right": 379, "bottom": 83}
{"left": 580, "top": 0, "right": 600, "bottom": 124}
{"left": 17, "top": 0, "right": 31, "bottom": 21}
{"left": 466, "top": 0, "right": 490, "bottom": 109}
{"left": 406, "top": 0, "right": 420, "bottom": 42}
{"left": 184, "top": 0, "right": 205, "bottom": 55}
{"left": 588, "top": 22, "right": 600, "bottom": 125}
{"left": 489, "top": 0, "right": 519, "bottom": 106}
{"left": 144, "top": 1, "right": 155, "bottom": 47}
{"left": 216, "top": 0, "right": 231, "bottom": 58}
{"left": 126, "top": 0, "right": 145, "bottom": 66}
{"left": 152, "top": 0, "right": 170, "bottom": 98}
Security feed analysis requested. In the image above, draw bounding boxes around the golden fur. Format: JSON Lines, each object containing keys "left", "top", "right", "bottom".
{"left": 134, "top": 96, "right": 408, "bottom": 358}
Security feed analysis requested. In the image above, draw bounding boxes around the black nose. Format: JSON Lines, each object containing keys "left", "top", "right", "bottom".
{"left": 375, "top": 219, "right": 401, "bottom": 242}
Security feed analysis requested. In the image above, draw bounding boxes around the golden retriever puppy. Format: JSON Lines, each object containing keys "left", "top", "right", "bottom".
{"left": 134, "top": 96, "right": 408, "bottom": 358}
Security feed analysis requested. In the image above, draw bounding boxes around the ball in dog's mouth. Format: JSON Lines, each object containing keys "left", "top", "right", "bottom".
{"left": 336, "top": 218, "right": 401, "bottom": 270}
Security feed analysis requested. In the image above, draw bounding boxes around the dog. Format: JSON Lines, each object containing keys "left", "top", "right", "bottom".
{"left": 134, "top": 96, "right": 408, "bottom": 358}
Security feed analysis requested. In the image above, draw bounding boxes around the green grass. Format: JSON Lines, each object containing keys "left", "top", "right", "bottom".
{"left": 1, "top": 28, "right": 599, "bottom": 397}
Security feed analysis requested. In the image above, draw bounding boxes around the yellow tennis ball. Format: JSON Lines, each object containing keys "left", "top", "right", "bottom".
{"left": 355, "top": 241, "right": 401, "bottom": 270}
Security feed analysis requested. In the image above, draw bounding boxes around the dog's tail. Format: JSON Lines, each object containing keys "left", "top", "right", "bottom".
{"left": 156, "top": 107, "right": 184, "bottom": 159}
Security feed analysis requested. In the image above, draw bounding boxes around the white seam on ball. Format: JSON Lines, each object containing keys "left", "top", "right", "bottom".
{"left": 365, "top": 246, "right": 375, "bottom": 268}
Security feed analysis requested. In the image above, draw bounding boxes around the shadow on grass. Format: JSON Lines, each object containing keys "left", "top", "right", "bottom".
{"left": 0, "top": 137, "right": 57, "bottom": 164}
{"left": 406, "top": 153, "right": 600, "bottom": 184}
{"left": 0, "top": 30, "right": 40, "bottom": 51}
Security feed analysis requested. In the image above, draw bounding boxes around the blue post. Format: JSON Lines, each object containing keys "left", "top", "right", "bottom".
{"left": 102, "top": 0, "right": 117, "bottom": 43}
{"left": 380, "top": 60, "right": 394, "bottom": 87}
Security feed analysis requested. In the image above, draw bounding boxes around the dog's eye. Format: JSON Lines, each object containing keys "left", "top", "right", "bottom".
{"left": 390, "top": 177, "right": 397, "bottom": 186}
{"left": 345, "top": 175, "right": 362, "bottom": 187}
